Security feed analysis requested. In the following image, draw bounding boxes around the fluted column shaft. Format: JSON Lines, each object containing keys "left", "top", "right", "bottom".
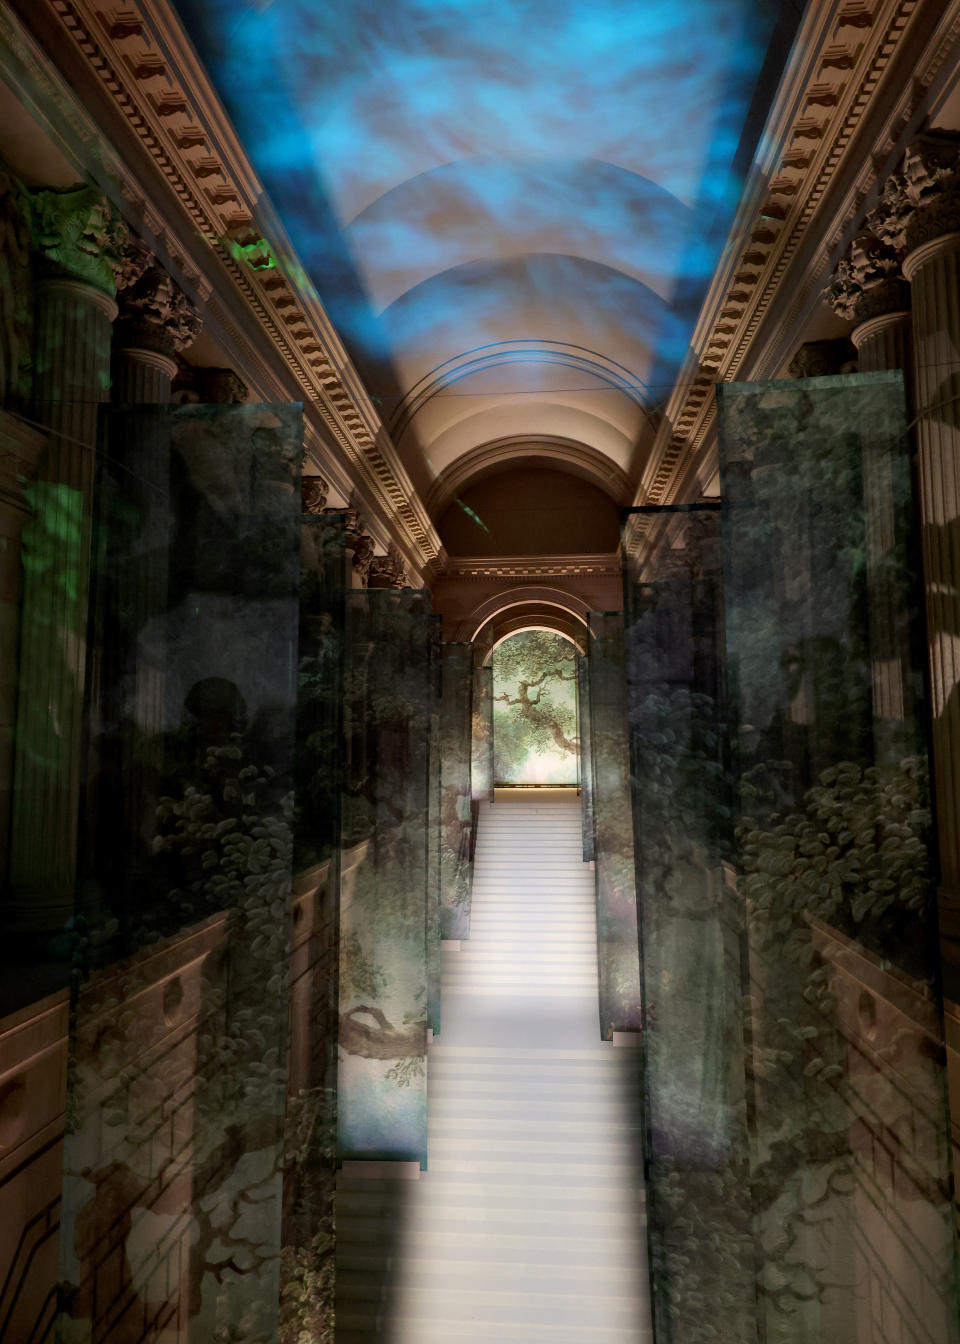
{"left": 111, "top": 346, "right": 177, "bottom": 404}
{"left": 850, "top": 308, "right": 914, "bottom": 727}
{"left": 8, "top": 278, "right": 117, "bottom": 921}
{"left": 903, "top": 233, "right": 960, "bottom": 933}
{"left": 852, "top": 309, "right": 913, "bottom": 378}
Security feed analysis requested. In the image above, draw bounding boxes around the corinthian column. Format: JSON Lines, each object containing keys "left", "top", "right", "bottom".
{"left": 825, "top": 224, "right": 913, "bottom": 736}
{"left": 7, "top": 187, "right": 121, "bottom": 927}
{"left": 113, "top": 236, "right": 202, "bottom": 404}
{"left": 83, "top": 241, "right": 206, "bottom": 899}
{"left": 896, "top": 131, "right": 960, "bottom": 964}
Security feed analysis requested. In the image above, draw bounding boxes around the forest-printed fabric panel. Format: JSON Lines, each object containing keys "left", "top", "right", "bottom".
{"left": 492, "top": 630, "right": 579, "bottom": 785}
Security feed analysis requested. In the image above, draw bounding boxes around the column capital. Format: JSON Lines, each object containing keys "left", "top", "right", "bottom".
{"left": 29, "top": 185, "right": 124, "bottom": 297}
{"left": 825, "top": 228, "right": 908, "bottom": 324}
{"left": 301, "top": 475, "right": 330, "bottom": 514}
{"left": 326, "top": 506, "right": 365, "bottom": 548}
{"left": 788, "top": 338, "right": 856, "bottom": 379}
{"left": 196, "top": 366, "right": 248, "bottom": 403}
{"left": 115, "top": 235, "right": 203, "bottom": 356}
{"left": 368, "top": 543, "right": 408, "bottom": 589}
{"left": 860, "top": 131, "right": 960, "bottom": 277}
{"left": 352, "top": 532, "right": 375, "bottom": 585}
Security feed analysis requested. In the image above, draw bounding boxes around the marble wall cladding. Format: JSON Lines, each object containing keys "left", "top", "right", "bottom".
{"left": 471, "top": 662, "right": 494, "bottom": 802}
{"left": 64, "top": 403, "right": 303, "bottom": 1342}
{"left": 717, "top": 372, "right": 960, "bottom": 1344}
{"left": 337, "top": 589, "right": 431, "bottom": 1168}
{"left": 624, "top": 506, "right": 755, "bottom": 1344}
{"left": 577, "top": 653, "right": 595, "bottom": 863}
{"left": 587, "top": 612, "right": 642, "bottom": 1038}
{"left": 439, "top": 642, "right": 474, "bottom": 945}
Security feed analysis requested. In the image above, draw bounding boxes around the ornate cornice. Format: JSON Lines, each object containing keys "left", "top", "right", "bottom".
{"left": 638, "top": 0, "right": 960, "bottom": 518}
{"left": 440, "top": 554, "right": 621, "bottom": 581}
{"left": 1, "top": 0, "right": 442, "bottom": 571}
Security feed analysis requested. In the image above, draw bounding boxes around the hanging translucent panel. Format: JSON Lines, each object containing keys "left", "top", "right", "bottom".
{"left": 717, "top": 371, "right": 959, "bottom": 1344}
{"left": 624, "top": 505, "right": 754, "bottom": 1344}
{"left": 471, "top": 661, "right": 493, "bottom": 802}
{"left": 63, "top": 404, "right": 302, "bottom": 1342}
{"left": 439, "top": 642, "right": 474, "bottom": 944}
{"left": 338, "top": 588, "right": 431, "bottom": 1168}
{"left": 284, "top": 509, "right": 348, "bottom": 1341}
{"left": 588, "top": 612, "right": 642, "bottom": 1039}
{"left": 577, "top": 652, "right": 595, "bottom": 862}
{"left": 295, "top": 511, "right": 347, "bottom": 871}
{"left": 427, "top": 618, "right": 443, "bottom": 1035}
{"left": 492, "top": 630, "right": 579, "bottom": 785}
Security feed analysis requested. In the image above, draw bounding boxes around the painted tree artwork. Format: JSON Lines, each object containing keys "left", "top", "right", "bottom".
{"left": 492, "top": 630, "right": 579, "bottom": 785}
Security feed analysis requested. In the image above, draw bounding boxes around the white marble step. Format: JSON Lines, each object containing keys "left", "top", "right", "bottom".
{"left": 336, "top": 790, "right": 651, "bottom": 1342}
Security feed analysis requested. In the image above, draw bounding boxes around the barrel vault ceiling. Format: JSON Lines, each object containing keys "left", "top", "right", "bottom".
{"left": 174, "top": 0, "right": 794, "bottom": 539}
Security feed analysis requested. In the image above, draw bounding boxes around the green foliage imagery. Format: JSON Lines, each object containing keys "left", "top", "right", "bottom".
{"left": 492, "top": 629, "right": 579, "bottom": 784}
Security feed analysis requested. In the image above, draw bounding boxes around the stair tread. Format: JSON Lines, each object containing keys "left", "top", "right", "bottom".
{"left": 337, "top": 791, "right": 650, "bottom": 1338}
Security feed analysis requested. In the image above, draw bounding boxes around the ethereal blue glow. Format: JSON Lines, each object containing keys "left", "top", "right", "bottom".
{"left": 177, "top": 0, "right": 787, "bottom": 422}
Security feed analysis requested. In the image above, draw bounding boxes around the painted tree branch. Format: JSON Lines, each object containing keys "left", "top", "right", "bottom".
{"left": 340, "top": 1004, "right": 423, "bottom": 1059}
{"left": 494, "top": 675, "right": 579, "bottom": 754}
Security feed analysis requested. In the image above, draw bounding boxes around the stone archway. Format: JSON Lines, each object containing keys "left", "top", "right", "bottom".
{"left": 460, "top": 586, "right": 591, "bottom": 661}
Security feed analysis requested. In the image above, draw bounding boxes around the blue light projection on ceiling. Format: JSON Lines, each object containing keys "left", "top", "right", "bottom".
{"left": 176, "top": 0, "right": 791, "bottom": 424}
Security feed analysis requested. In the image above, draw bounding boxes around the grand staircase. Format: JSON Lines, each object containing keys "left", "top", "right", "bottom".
{"left": 336, "top": 787, "right": 652, "bottom": 1342}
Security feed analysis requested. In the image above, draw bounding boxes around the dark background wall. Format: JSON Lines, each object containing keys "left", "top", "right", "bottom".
{"left": 437, "top": 467, "right": 620, "bottom": 556}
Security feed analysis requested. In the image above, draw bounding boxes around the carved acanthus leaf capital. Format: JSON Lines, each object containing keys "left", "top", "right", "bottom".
{"left": 30, "top": 186, "right": 124, "bottom": 296}
{"left": 826, "top": 228, "right": 908, "bottom": 322}
{"left": 196, "top": 366, "right": 248, "bottom": 404}
{"left": 870, "top": 133, "right": 960, "bottom": 259}
{"left": 788, "top": 338, "right": 857, "bottom": 379}
{"left": 368, "top": 543, "right": 408, "bottom": 588}
{"left": 865, "top": 171, "right": 911, "bottom": 253}
{"left": 116, "top": 236, "right": 203, "bottom": 354}
{"left": 352, "top": 533, "right": 375, "bottom": 583}
{"left": 301, "top": 476, "right": 330, "bottom": 514}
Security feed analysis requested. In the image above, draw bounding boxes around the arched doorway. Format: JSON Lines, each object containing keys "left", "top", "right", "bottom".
{"left": 487, "top": 628, "right": 581, "bottom": 786}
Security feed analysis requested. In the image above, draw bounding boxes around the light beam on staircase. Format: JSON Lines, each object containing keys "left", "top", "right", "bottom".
{"left": 336, "top": 787, "right": 653, "bottom": 1342}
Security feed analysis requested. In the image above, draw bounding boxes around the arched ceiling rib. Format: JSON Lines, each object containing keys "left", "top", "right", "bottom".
{"left": 177, "top": 0, "right": 793, "bottom": 511}
{"left": 346, "top": 159, "right": 694, "bottom": 314}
